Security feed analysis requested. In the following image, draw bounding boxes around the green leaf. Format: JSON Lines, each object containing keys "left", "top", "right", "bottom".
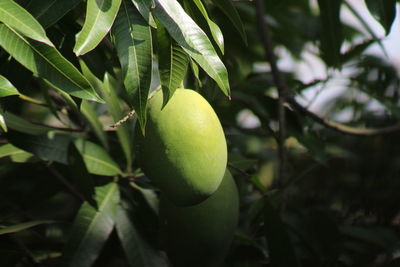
{"left": 0, "top": 0, "right": 53, "bottom": 46}
{"left": 365, "top": 0, "right": 396, "bottom": 35}
{"left": 317, "top": 0, "right": 343, "bottom": 67}
{"left": 190, "top": 0, "right": 224, "bottom": 54}
{"left": 3, "top": 112, "right": 51, "bottom": 135}
{"left": 0, "top": 106, "right": 7, "bottom": 132}
{"left": 7, "top": 131, "right": 71, "bottom": 164}
{"left": 0, "top": 220, "right": 55, "bottom": 235}
{"left": 153, "top": 0, "right": 230, "bottom": 96}
{"left": 103, "top": 73, "right": 133, "bottom": 169}
{"left": 74, "top": 0, "right": 122, "bottom": 56}
{"left": 112, "top": 0, "right": 153, "bottom": 132}
{"left": 62, "top": 183, "right": 119, "bottom": 267}
{"left": 263, "top": 197, "right": 299, "bottom": 267}
{"left": 25, "top": 0, "right": 82, "bottom": 29}
{"left": 115, "top": 203, "right": 167, "bottom": 267}
{"left": 157, "top": 22, "right": 189, "bottom": 106}
{"left": 0, "top": 143, "right": 34, "bottom": 163}
{"left": 0, "top": 24, "right": 103, "bottom": 102}
{"left": 0, "top": 75, "right": 19, "bottom": 98}
{"left": 212, "top": 0, "right": 247, "bottom": 45}
{"left": 80, "top": 100, "right": 108, "bottom": 149}
{"left": 74, "top": 139, "right": 122, "bottom": 176}
{"left": 131, "top": 0, "right": 157, "bottom": 27}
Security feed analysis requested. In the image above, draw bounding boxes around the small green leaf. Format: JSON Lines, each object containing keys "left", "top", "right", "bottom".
{"left": 115, "top": 202, "right": 167, "bottom": 267}
{"left": 0, "top": 220, "right": 55, "bottom": 235}
{"left": 74, "top": 139, "right": 122, "bottom": 176}
{"left": 263, "top": 196, "right": 299, "bottom": 267}
{"left": 74, "top": 0, "right": 122, "bottom": 56}
{"left": 112, "top": 0, "right": 153, "bottom": 132}
{"left": 25, "top": 0, "right": 82, "bottom": 29}
{"left": 3, "top": 112, "right": 51, "bottom": 135}
{"left": 131, "top": 0, "right": 157, "bottom": 27}
{"left": 0, "top": 0, "right": 53, "bottom": 46}
{"left": 212, "top": 0, "right": 247, "bottom": 45}
{"left": 103, "top": 73, "right": 133, "bottom": 169}
{"left": 62, "top": 183, "right": 119, "bottom": 267}
{"left": 317, "top": 0, "right": 343, "bottom": 68}
{"left": 0, "top": 143, "right": 34, "bottom": 163}
{"left": 0, "top": 75, "right": 20, "bottom": 98}
{"left": 0, "top": 24, "right": 103, "bottom": 102}
{"left": 157, "top": 22, "right": 189, "bottom": 106}
{"left": 365, "top": 0, "right": 396, "bottom": 35}
{"left": 154, "top": 0, "right": 230, "bottom": 96}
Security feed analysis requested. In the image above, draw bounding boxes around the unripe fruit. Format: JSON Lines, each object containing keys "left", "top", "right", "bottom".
{"left": 135, "top": 89, "right": 227, "bottom": 206}
{"left": 160, "top": 170, "right": 239, "bottom": 267}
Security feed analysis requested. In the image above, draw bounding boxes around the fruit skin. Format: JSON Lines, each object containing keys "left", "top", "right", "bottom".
{"left": 135, "top": 89, "right": 227, "bottom": 206}
{"left": 160, "top": 170, "right": 239, "bottom": 267}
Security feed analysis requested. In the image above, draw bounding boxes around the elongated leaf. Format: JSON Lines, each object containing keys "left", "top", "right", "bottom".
{"left": 74, "top": 0, "right": 122, "bottom": 56}
{"left": 157, "top": 23, "right": 189, "bottom": 106}
{"left": 25, "top": 0, "right": 82, "bottom": 29}
{"left": 3, "top": 112, "right": 51, "bottom": 135}
{"left": 115, "top": 203, "right": 167, "bottom": 267}
{"left": 62, "top": 183, "right": 119, "bottom": 267}
{"left": 0, "top": 220, "right": 54, "bottom": 235}
{"left": 0, "top": 143, "right": 34, "bottom": 163}
{"left": 0, "top": 24, "right": 102, "bottom": 102}
{"left": 112, "top": 0, "right": 153, "bottom": 132}
{"left": 263, "top": 197, "right": 299, "bottom": 267}
{"left": 74, "top": 139, "right": 122, "bottom": 176}
{"left": 317, "top": 0, "right": 343, "bottom": 67}
{"left": 0, "top": 75, "right": 19, "bottom": 98}
{"left": 7, "top": 131, "right": 71, "bottom": 163}
{"left": 131, "top": 0, "right": 157, "bottom": 27}
{"left": 0, "top": 106, "right": 7, "bottom": 132}
{"left": 80, "top": 100, "right": 108, "bottom": 149}
{"left": 365, "top": 0, "right": 396, "bottom": 35}
{"left": 212, "top": 0, "right": 247, "bottom": 45}
{"left": 103, "top": 73, "right": 133, "bottom": 169}
{"left": 153, "top": 0, "right": 230, "bottom": 96}
{"left": 0, "top": 0, "right": 53, "bottom": 46}
{"left": 191, "top": 0, "right": 224, "bottom": 54}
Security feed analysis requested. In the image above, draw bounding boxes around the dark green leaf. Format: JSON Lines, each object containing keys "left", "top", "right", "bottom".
{"left": 0, "top": 75, "right": 19, "bottom": 98}
{"left": 157, "top": 22, "right": 189, "bottom": 106}
{"left": 74, "top": 139, "right": 122, "bottom": 176}
{"left": 365, "top": 0, "right": 396, "bottom": 35}
{"left": 2, "top": 111, "right": 51, "bottom": 135}
{"left": 0, "top": 0, "right": 53, "bottom": 46}
{"left": 212, "top": 0, "right": 247, "bottom": 45}
{"left": 263, "top": 197, "right": 299, "bottom": 267}
{"left": 317, "top": 0, "right": 343, "bottom": 67}
{"left": 0, "top": 24, "right": 103, "bottom": 102}
{"left": 115, "top": 203, "right": 167, "bottom": 267}
{"left": 0, "top": 220, "right": 55, "bottom": 235}
{"left": 74, "top": 0, "right": 122, "bottom": 56}
{"left": 153, "top": 0, "right": 230, "bottom": 97}
{"left": 131, "top": 0, "right": 157, "bottom": 27}
{"left": 80, "top": 100, "right": 108, "bottom": 149}
{"left": 25, "top": 0, "right": 82, "bottom": 29}
{"left": 61, "top": 183, "right": 119, "bottom": 267}
{"left": 112, "top": 0, "right": 153, "bottom": 132}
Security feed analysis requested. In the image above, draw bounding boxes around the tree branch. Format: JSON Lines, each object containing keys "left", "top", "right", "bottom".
{"left": 255, "top": 0, "right": 288, "bottom": 185}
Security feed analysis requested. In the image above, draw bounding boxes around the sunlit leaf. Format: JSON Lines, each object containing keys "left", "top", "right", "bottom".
{"left": 0, "top": 75, "right": 19, "bottom": 98}
{"left": 61, "top": 183, "right": 119, "bottom": 267}
{"left": 0, "top": 0, "right": 53, "bottom": 46}
{"left": 0, "top": 24, "right": 103, "bottom": 102}
{"left": 153, "top": 0, "right": 230, "bottom": 97}
{"left": 112, "top": 0, "right": 153, "bottom": 132}
{"left": 74, "top": 0, "right": 122, "bottom": 56}
{"left": 0, "top": 143, "right": 34, "bottom": 163}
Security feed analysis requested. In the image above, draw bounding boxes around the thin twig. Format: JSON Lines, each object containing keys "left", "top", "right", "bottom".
{"left": 255, "top": 0, "right": 288, "bottom": 186}
{"left": 228, "top": 162, "right": 252, "bottom": 178}
{"left": 43, "top": 163, "right": 85, "bottom": 202}
{"left": 110, "top": 110, "right": 135, "bottom": 128}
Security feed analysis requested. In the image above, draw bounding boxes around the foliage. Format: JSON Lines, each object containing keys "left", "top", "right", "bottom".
{"left": 0, "top": 0, "right": 400, "bottom": 266}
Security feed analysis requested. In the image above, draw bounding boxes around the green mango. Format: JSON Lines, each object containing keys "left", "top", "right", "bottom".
{"left": 160, "top": 170, "right": 239, "bottom": 267}
{"left": 135, "top": 89, "right": 227, "bottom": 206}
